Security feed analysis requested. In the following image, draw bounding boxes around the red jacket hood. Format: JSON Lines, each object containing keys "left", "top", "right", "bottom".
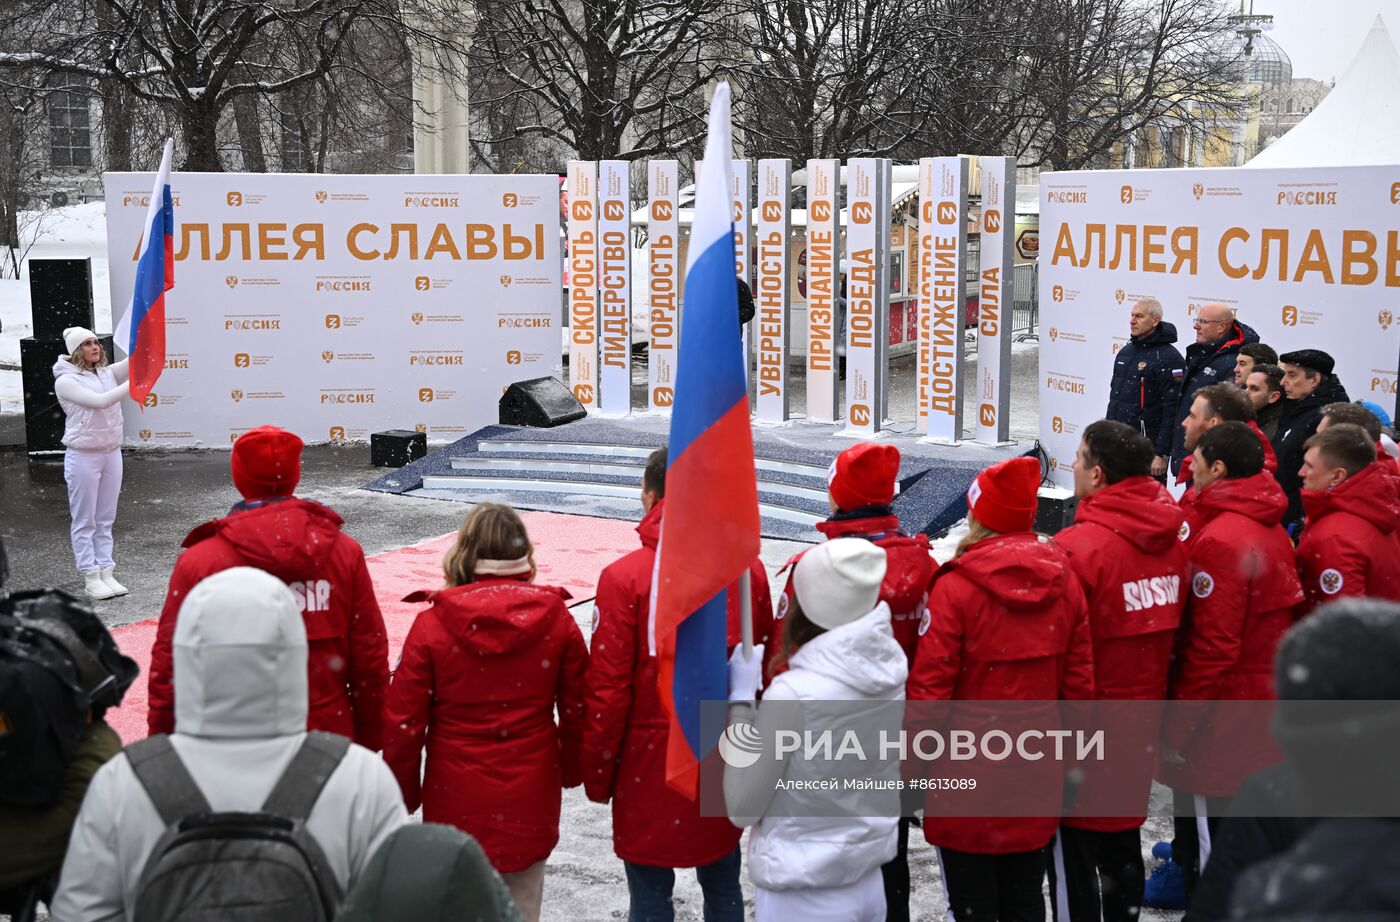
{"left": 1074, "top": 476, "right": 1184, "bottom": 554}
{"left": 1301, "top": 462, "right": 1400, "bottom": 534}
{"left": 1194, "top": 471, "right": 1288, "bottom": 528}
{"left": 184, "top": 498, "right": 343, "bottom": 576}
{"left": 406, "top": 577, "right": 572, "bottom": 654}
{"left": 940, "top": 533, "right": 1070, "bottom": 610}
{"left": 636, "top": 499, "right": 663, "bottom": 550}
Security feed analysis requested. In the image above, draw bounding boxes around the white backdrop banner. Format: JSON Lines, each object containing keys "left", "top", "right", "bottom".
{"left": 755, "top": 158, "right": 791, "bottom": 422}
{"left": 975, "top": 156, "right": 1015, "bottom": 444}
{"left": 597, "top": 160, "right": 632, "bottom": 415}
{"left": 104, "top": 172, "right": 562, "bottom": 447}
{"left": 647, "top": 160, "right": 679, "bottom": 412}
{"left": 566, "top": 161, "right": 599, "bottom": 410}
{"left": 917, "top": 156, "right": 969, "bottom": 441}
{"left": 805, "top": 159, "right": 841, "bottom": 422}
{"left": 1040, "top": 164, "right": 1400, "bottom": 488}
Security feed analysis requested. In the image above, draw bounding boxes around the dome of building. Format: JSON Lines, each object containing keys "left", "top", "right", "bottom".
{"left": 1239, "top": 30, "right": 1293, "bottom": 87}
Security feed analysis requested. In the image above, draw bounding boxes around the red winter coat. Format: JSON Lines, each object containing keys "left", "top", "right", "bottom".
{"left": 907, "top": 533, "right": 1094, "bottom": 855}
{"left": 383, "top": 575, "right": 588, "bottom": 874}
{"left": 581, "top": 500, "right": 773, "bottom": 867}
{"left": 1178, "top": 421, "right": 1278, "bottom": 545}
{"left": 1296, "top": 462, "right": 1400, "bottom": 612}
{"left": 148, "top": 498, "right": 389, "bottom": 749}
{"left": 1055, "top": 477, "right": 1188, "bottom": 833}
{"left": 776, "top": 512, "right": 936, "bottom": 664}
{"left": 1159, "top": 473, "right": 1303, "bottom": 797}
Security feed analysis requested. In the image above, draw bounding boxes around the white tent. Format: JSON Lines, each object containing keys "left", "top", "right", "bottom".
{"left": 1246, "top": 15, "right": 1400, "bottom": 168}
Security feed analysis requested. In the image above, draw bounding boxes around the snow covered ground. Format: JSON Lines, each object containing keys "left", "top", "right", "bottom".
{"left": 0, "top": 203, "right": 113, "bottom": 413}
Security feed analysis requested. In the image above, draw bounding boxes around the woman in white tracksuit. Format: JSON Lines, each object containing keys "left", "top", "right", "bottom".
{"left": 724, "top": 538, "right": 907, "bottom": 922}
{"left": 51, "top": 326, "right": 130, "bottom": 600}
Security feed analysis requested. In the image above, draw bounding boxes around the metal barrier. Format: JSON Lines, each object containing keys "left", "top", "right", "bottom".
{"left": 1012, "top": 261, "right": 1039, "bottom": 340}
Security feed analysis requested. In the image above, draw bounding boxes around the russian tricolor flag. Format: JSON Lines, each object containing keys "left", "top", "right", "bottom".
{"left": 114, "top": 138, "right": 175, "bottom": 405}
{"left": 650, "top": 83, "right": 761, "bottom": 797}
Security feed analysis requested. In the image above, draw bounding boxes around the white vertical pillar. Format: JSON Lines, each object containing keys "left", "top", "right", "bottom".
{"left": 754, "top": 158, "right": 791, "bottom": 423}
{"left": 918, "top": 156, "right": 970, "bottom": 442}
{"left": 843, "top": 158, "right": 882, "bottom": 436}
{"left": 597, "top": 160, "right": 632, "bottom": 415}
{"left": 730, "top": 159, "right": 752, "bottom": 390}
{"left": 647, "top": 160, "right": 679, "bottom": 413}
{"left": 805, "top": 159, "right": 841, "bottom": 423}
{"left": 566, "top": 161, "right": 598, "bottom": 410}
{"left": 974, "top": 156, "right": 1016, "bottom": 445}
{"left": 876, "top": 159, "right": 892, "bottom": 423}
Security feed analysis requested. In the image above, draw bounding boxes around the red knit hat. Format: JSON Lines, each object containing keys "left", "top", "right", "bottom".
{"left": 231, "top": 426, "right": 304, "bottom": 499}
{"left": 828, "top": 443, "right": 901, "bottom": 511}
{"left": 966, "top": 456, "right": 1041, "bottom": 533}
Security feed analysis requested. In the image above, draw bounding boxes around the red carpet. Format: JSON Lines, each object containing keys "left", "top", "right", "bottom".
{"left": 104, "top": 510, "right": 642, "bottom": 743}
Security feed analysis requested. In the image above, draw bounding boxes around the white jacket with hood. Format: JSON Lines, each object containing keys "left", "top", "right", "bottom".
{"left": 52, "top": 356, "right": 128, "bottom": 451}
{"left": 51, "top": 567, "right": 407, "bottom": 922}
{"left": 725, "top": 602, "right": 907, "bottom": 892}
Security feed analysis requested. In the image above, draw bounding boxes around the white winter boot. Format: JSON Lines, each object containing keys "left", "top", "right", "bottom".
{"left": 99, "top": 567, "right": 129, "bottom": 597}
{"left": 84, "top": 571, "right": 117, "bottom": 600}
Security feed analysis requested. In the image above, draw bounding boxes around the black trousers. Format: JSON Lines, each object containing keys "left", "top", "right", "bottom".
{"left": 940, "top": 845, "right": 1048, "bottom": 922}
{"left": 1171, "top": 789, "right": 1232, "bottom": 899}
{"left": 1046, "top": 826, "right": 1144, "bottom": 922}
{"left": 881, "top": 816, "right": 913, "bottom": 922}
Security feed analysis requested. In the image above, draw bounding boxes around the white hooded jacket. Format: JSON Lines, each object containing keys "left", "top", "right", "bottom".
{"left": 52, "top": 356, "right": 128, "bottom": 452}
{"left": 51, "top": 568, "right": 407, "bottom": 921}
{"left": 725, "top": 602, "right": 907, "bottom": 892}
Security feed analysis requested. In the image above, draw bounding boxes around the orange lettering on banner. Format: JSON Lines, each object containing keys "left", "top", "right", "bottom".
{"left": 849, "top": 249, "right": 876, "bottom": 350}
{"left": 757, "top": 229, "right": 784, "bottom": 397}
{"left": 569, "top": 230, "right": 596, "bottom": 346}
{"left": 600, "top": 227, "right": 628, "bottom": 369}
{"left": 807, "top": 226, "right": 834, "bottom": 373}
{"left": 649, "top": 233, "right": 675, "bottom": 348}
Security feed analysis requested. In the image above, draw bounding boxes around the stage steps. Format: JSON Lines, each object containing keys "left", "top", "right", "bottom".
{"left": 418, "top": 438, "right": 835, "bottom": 529}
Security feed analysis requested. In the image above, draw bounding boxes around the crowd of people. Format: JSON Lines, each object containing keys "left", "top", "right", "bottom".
{"left": 2, "top": 302, "right": 1398, "bottom": 921}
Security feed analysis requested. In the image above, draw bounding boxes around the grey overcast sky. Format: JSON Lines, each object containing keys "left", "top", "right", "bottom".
{"left": 1255, "top": 0, "right": 1394, "bottom": 83}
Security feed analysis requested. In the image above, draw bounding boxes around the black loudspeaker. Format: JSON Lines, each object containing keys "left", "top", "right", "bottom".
{"left": 21, "top": 335, "right": 115, "bottom": 453}
{"left": 29, "top": 259, "right": 95, "bottom": 340}
{"left": 499, "top": 377, "right": 587, "bottom": 428}
{"left": 1034, "top": 486, "right": 1078, "bottom": 536}
{"left": 371, "top": 429, "right": 427, "bottom": 468}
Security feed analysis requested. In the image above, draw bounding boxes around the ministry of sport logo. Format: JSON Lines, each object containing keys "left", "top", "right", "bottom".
{"left": 719, "top": 723, "right": 765, "bottom": 768}
{"left": 1380, "top": 310, "right": 1394, "bottom": 332}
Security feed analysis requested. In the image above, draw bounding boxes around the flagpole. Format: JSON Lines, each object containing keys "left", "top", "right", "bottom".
{"left": 739, "top": 569, "right": 753, "bottom": 657}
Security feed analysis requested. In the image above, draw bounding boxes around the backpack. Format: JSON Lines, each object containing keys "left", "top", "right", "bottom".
{"left": 0, "top": 588, "right": 138, "bottom": 807}
{"left": 128, "top": 731, "right": 351, "bottom": 922}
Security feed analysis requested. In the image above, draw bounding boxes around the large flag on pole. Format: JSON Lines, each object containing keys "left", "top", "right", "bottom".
{"left": 113, "top": 138, "right": 175, "bottom": 405}
{"left": 649, "top": 83, "right": 761, "bottom": 797}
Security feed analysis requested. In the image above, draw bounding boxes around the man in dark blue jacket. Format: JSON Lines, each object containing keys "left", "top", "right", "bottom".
{"left": 1169, "top": 302, "right": 1258, "bottom": 476}
{"left": 1106, "top": 297, "right": 1184, "bottom": 478}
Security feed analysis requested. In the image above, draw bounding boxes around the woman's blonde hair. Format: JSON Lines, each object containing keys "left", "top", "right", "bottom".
{"left": 954, "top": 513, "right": 1002, "bottom": 558}
{"left": 69, "top": 339, "right": 108, "bottom": 371}
{"left": 442, "top": 503, "right": 536, "bottom": 587}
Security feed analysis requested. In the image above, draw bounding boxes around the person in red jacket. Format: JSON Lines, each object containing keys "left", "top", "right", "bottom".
{"left": 1295, "top": 424, "right": 1400, "bottom": 610}
{"left": 1161, "top": 422, "right": 1304, "bottom": 899}
{"left": 1176, "top": 383, "right": 1276, "bottom": 546}
{"left": 1053, "top": 421, "right": 1188, "bottom": 922}
{"left": 908, "top": 456, "right": 1094, "bottom": 922}
{"left": 147, "top": 425, "right": 389, "bottom": 749}
{"left": 774, "top": 441, "right": 935, "bottom": 922}
{"left": 581, "top": 448, "right": 771, "bottom": 922}
{"left": 383, "top": 502, "right": 587, "bottom": 922}
{"left": 1317, "top": 400, "right": 1400, "bottom": 491}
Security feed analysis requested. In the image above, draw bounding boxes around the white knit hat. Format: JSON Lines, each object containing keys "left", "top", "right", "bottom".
{"left": 793, "top": 537, "right": 887, "bottom": 630}
{"left": 63, "top": 327, "right": 98, "bottom": 354}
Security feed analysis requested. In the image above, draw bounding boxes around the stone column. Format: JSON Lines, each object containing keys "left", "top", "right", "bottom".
{"left": 407, "top": 0, "right": 475, "bottom": 174}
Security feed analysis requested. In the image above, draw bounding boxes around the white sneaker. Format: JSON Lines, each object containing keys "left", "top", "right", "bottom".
{"left": 99, "top": 567, "right": 129, "bottom": 597}
{"left": 84, "top": 571, "right": 117, "bottom": 600}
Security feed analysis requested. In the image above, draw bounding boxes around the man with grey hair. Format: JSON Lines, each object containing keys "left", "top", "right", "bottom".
{"left": 1169, "top": 302, "right": 1259, "bottom": 476}
{"left": 1106, "top": 298, "right": 1185, "bottom": 478}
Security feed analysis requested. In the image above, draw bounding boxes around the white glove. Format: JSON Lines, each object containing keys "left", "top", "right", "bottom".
{"left": 728, "top": 643, "right": 765, "bottom": 702}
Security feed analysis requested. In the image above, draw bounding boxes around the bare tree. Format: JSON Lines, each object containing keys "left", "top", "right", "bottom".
{"left": 0, "top": 0, "right": 469, "bottom": 172}
{"left": 466, "top": 0, "right": 730, "bottom": 165}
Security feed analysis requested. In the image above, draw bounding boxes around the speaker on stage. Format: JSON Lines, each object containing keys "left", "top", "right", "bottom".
{"left": 499, "top": 377, "right": 587, "bottom": 428}
{"left": 29, "top": 259, "right": 95, "bottom": 340}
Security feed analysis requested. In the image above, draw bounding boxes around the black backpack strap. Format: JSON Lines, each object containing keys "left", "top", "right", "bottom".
{"left": 126, "top": 735, "right": 212, "bottom": 826}
{"left": 261, "top": 732, "right": 351, "bottom": 820}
